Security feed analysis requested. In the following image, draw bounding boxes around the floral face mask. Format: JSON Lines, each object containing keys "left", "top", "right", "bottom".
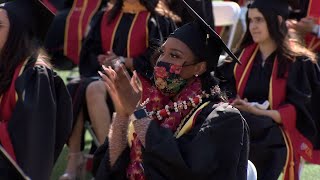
{"left": 153, "top": 61, "right": 187, "bottom": 96}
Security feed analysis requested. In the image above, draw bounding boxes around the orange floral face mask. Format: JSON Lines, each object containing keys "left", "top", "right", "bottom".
{"left": 153, "top": 61, "right": 187, "bottom": 96}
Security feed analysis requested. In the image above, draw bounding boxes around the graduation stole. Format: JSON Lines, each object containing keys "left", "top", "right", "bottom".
{"left": 234, "top": 44, "right": 288, "bottom": 109}
{"left": 64, "top": 0, "right": 102, "bottom": 65}
{"left": 100, "top": 6, "right": 150, "bottom": 58}
{"left": 305, "top": 0, "right": 320, "bottom": 51}
{"left": 126, "top": 76, "right": 210, "bottom": 179}
{"left": 0, "top": 61, "right": 27, "bottom": 161}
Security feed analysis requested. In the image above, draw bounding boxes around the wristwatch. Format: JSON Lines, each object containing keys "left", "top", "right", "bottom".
{"left": 129, "top": 108, "right": 150, "bottom": 121}
{"left": 119, "top": 56, "right": 126, "bottom": 64}
{"left": 312, "top": 25, "right": 319, "bottom": 37}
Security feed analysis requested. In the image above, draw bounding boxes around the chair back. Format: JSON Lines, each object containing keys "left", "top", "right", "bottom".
{"left": 212, "top": 1, "right": 241, "bottom": 49}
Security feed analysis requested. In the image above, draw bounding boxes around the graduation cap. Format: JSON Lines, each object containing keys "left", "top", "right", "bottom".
{"left": 169, "top": 0, "right": 240, "bottom": 70}
{"left": 0, "top": 0, "right": 55, "bottom": 41}
{"left": 248, "top": 0, "right": 290, "bottom": 18}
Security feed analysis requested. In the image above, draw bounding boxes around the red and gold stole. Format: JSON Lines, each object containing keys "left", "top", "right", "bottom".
{"left": 305, "top": 0, "right": 320, "bottom": 51}
{"left": 0, "top": 61, "right": 27, "bottom": 161}
{"left": 234, "top": 44, "right": 299, "bottom": 180}
{"left": 100, "top": 6, "right": 150, "bottom": 58}
{"left": 64, "top": 0, "right": 102, "bottom": 65}
{"left": 126, "top": 76, "right": 209, "bottom": 179}
{"left": 233, "top": 43, "right": 287, "bottom": 112}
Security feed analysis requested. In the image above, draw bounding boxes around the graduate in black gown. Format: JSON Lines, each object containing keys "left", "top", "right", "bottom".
{"left": 61, "top": 0, "right": 177, "bottom": 179}
{"left": 217, "top": 0, "right": 320, "bottom": 179}
{"left": 44, "top": 0, "right": 107, "bottom": 70}
{"left": 93, "top": 5, "right": 249, "bottom": 179}
{"left": 0, "top": 0, "right": 73, "bottom": 180}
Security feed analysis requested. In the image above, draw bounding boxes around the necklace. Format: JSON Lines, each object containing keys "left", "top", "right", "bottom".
{"left": 139, "top": 85, "right": 221, "bottom": 121}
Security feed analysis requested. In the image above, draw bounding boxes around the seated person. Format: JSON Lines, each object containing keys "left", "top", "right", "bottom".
{"left": 0, "top": 1, "right": 72, "bottom": 179}
{"left": 60, "top": 0, "right": 177, "bottom": 179}
{"left": 94, "top": 20, "right": 249, "bottom": 179}
{"left": 218, "top": 0, "right": 320, "bottom": 179}
{"left": 45, "top": 0, "right": 106, "bottom": 69}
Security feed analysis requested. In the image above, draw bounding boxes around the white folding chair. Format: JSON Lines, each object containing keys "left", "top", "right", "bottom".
{"left": 212, "top": 1, "right": 241, "bottom": 50}
{"left": 247, "top": 160, "right": 258, "bottom": 180}
{"left": 240, "top": 6, "right": 248, "bottom": 33}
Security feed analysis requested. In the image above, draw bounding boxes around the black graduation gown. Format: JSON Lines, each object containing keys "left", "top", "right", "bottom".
{"left": 66, "top": 9, "right": 176, "bottom": 149}
{"left": 217, "top": 51, "right": 320, "bottom": 179}
{"left": 93, "top": 102, "right": 249, "bottom": 180}
{"left": 218, "top": 52, "right": 287, "bottom": 180}
{"left": 0, "top": 59, "right": 73, "bottom": 180}
{"left": 79, "top": 10, "right": 176, "bottom": 78}
{"left": 45, "top": 8, "right": 75, "bottom": 70}
{"left": 44, "top": 1, "right": 107, "bottom": 70}
{"left": 71, "top": 9, "right": 175, "bottom": 116}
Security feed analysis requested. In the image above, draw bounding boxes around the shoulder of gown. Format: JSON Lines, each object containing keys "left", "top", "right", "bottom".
{"left": 7, "top": 61, "right": 73, "bottom": 180}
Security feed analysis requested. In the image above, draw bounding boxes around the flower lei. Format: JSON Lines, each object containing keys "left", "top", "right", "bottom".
{"left": 126, "top": 75, "right": 221, "bottom": 179}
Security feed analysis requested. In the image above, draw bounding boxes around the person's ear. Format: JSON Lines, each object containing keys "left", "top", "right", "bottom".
{"left": 193, "top": 61, "right": 207, "bottom": 76}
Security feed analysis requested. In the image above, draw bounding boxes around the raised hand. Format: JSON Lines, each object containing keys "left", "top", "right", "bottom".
{"left": 97, "top": 51, "right": 118, "bottom": 67}
{"left": 99, "top": 64, "right": 141, "bottom": 116}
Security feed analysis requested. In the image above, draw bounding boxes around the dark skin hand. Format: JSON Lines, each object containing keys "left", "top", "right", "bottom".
{"left": 99, "top": 64, "right": 141, "bottom": 116}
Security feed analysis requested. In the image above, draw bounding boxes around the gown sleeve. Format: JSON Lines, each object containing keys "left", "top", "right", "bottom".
{"left": 7, "top": 63, "right": 73, "bottom": 180}
{"left": 93, "top": 138, "right": 131, "bottom": 180}
{"left": 93, "top": 104, "right": 248, "bottom": 180}
{"left": 142, "top": 104, "right": 248, "bottom": 180}
{"left": 286, "top": 58, "right": 320, "bottom": 149}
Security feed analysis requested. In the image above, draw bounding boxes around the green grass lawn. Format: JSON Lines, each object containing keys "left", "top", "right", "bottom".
{"left": 51, "top": 132, "right": 94, "bottom": 180}
{"left": 52, "top": 70, "right": 320, "bottom": 180}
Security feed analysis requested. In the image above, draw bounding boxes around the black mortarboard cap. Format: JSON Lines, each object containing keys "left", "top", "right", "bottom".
{"left": 171, "top": 0, "right": 240, "bottom": 70}
{"left": 0, "top": 0, "right": 55, "bottom": 41}
{"left": 249, "top": 0, "right": 290, "bottom": 18}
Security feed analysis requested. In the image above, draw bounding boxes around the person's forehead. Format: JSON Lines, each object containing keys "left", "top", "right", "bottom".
{"left": 248, "top": 8, "right": 263, "bottom": 17}
{"left": 164, "top": 38, "right": 191, "bottom": 51}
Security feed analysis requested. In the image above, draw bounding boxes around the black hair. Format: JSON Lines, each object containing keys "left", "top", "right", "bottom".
{"left": 238, "top": 7, "right": 317, "bottom": 78}
{"left": 0, "top": 8, "right": 47, "bottom": 95}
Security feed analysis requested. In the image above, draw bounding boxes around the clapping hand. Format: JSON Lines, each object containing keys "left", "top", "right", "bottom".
{"left": 97, "top": 51, "right": 118, "bottom": 67}
{"left": 98, "top": 64, "right": 141, "bottom": 116}
{"left": 287, "top": 17, "right": 317, "bottom": 36}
